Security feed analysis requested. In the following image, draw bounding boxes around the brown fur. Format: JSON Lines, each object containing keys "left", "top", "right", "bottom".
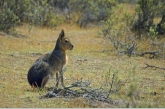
{"left": 27, "top": 29, "right": 74, "bottom": 88}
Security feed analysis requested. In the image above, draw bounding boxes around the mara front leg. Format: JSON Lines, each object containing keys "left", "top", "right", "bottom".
{"left": 54, "top": 70, "right": 65, "bottom": 88}
{"left": 60, "top": 68, "right": 65, "bottom": 88}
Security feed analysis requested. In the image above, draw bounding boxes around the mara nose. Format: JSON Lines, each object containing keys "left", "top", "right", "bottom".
{"left": 70, "top": 45, "right": 74, "bottom": 50}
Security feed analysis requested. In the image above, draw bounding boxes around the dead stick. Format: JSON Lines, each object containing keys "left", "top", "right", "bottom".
{"left": 142, "top": 63, "right": 165, "bottom": 70}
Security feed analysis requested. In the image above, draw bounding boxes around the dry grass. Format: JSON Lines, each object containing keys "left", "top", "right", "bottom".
{"left": 1, "top": 2, "right": 165, "bottom": 106}
{"left": 0, "top": 23, "right": 165, "bottom": 108}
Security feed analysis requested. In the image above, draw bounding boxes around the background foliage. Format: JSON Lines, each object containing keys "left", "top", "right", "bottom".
{"left": 0, "top": 0, "right": 165, "bottom": 37}
{"left": 0, "top": 0, "right": 63, "bottom": 32}
{"left": 132, "top": 0, "right": 165, "bottom": 35}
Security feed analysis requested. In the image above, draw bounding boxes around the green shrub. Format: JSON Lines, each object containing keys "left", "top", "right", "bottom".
{"left": 0, "top": 0, "right": 20, "bottom": 32}
{"left": 69, "top": 0, "right": 117, "bottom": 27}
{"left": 132, "top": 0, "right": 165, "bottom": 35}
{"left": 48, "top": 15, "right": 65, "bottom": 27}
{"left": 0, "top": 0, "right": 64, "bottom": 33}
{"left": 100, "top": 4, "right": 134, "bottom": 51}
{"left": 24, "top": 0, "right": 64, "bottom": 27}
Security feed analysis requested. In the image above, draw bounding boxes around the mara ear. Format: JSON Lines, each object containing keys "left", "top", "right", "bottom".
{"left": 59, "top": 29, "right": 65, "bottom": 40}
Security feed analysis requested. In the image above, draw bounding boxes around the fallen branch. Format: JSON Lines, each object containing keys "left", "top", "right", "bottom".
{"left": 118, "top": 50, "right": 161, "bottom": 59}
{"left": 142, "top": 63, "right": 165, "bottom": 70}
{"left": 136, "top": 51, "right": 161, "bottom": 58}
{"left": 40, "top": 79, "right": 119, "bottom": 105}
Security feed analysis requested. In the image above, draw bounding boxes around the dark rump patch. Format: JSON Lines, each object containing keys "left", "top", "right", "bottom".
{"left": 27, "top": 65, "right": 48, "bottom": 88}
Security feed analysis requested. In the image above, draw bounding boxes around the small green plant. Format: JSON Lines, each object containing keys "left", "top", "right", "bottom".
{"left": 103, "top": 67, "right": 122, "bottom": 98}
{"left": 127, "top": 65, "right": 139, "bottom": 108}
{"left": 148, "top": 26, "right": 158, "bottom": 41}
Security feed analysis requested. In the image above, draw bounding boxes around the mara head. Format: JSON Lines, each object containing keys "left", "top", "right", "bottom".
{"left": 56, "top": 29, "right": 74, "bottom": 51}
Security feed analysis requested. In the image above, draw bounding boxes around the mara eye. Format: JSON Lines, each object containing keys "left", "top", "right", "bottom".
{"left": 65, "top": 39, "right": 68, "bottom": 42}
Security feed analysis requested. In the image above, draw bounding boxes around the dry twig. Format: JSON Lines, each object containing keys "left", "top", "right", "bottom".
{"left": 142, "top": 63, "right": 165, "bottom": 70}
{"left": 40, "top": 79, "right": 119, "bottom": 105}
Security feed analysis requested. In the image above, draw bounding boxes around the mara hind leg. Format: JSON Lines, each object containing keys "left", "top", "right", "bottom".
{"left": 55, "top": 72, "right": 59, "bottom": 87}
{"left": 41, "top": 75, "right": 50, "bottom": 88}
